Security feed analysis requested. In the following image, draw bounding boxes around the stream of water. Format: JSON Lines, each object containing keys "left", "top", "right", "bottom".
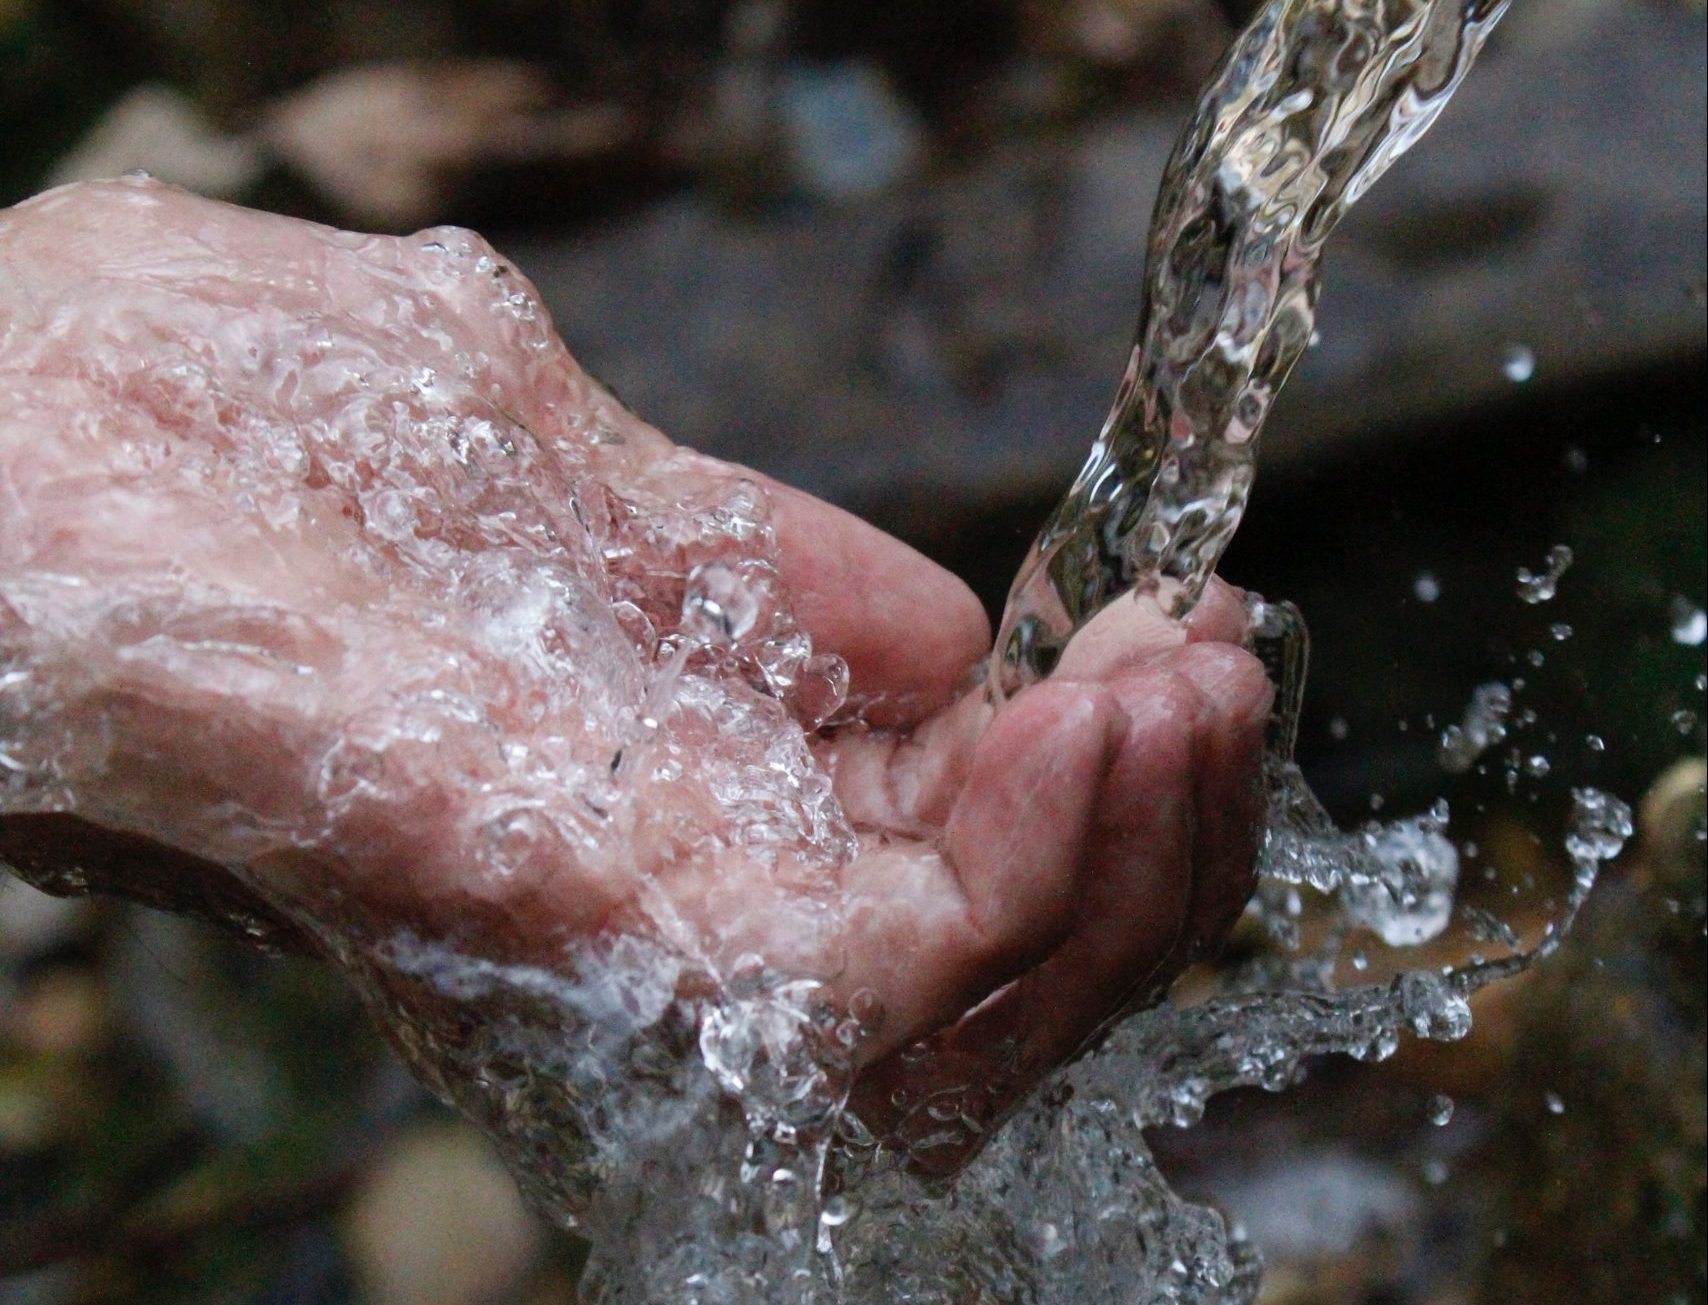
{"left": 993, "top": 0, "right": 1509, "bottom": 696}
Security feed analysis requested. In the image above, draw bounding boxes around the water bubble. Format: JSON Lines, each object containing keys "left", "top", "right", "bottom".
{"left": 1345, "top": 813, "right": 1459, "bottom": 946}
{"left": 1501, "top": 343, "right": 1535, "bottom": 383}
{"left": 1563, "top": 444, "right": 1589, "bottom": 474}
{"left": 1550, "top": 623, "right": 1573, "bottom": 641}
{"left": 1544, "top": 1091, "right": 1566, "bottom": 1115}
{"left": 1586, "top": 734, "right": 1606, "bottom": 752}
{"left": 1524, "top": 754, "right": 1551, "bottom": 779}
{"left": 1329, "top": 715, "right": 1350, "bottom": 740}
{"left": 1463, "top": 905, "right": 1521, "bottom": 949}
{"left": 1672, "top": 709, "right": 1698, "bottom": 736}
{"left": 1426, "top": 1094, "right": 1455, "bottom": 1126}
{"left": 681, "top": 561, "right": 763, "bottom": 644}
{"left": 1516, "top": 545, "right": 1573, "bottom": 603}
{"left": 1413, "top": 572, "right": 1441, "bottom": 603}
{"left": 1669, "top": 596, "right": 1707, "bottom": 646}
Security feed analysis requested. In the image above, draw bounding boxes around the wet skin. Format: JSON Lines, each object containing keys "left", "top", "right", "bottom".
{"left": 0, "top": 179, "right": 1271, "bottom": 1173}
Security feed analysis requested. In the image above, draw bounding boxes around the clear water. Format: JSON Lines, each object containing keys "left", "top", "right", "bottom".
{"left": 993, "top": 0, "right": 1510, "bottom": 694}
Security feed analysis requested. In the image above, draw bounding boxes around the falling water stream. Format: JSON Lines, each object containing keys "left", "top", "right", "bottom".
{"left": 993, "top": 0, "right": 1511, "bottom": 694}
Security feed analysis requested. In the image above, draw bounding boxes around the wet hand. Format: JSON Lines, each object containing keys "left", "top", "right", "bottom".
{"left": 0, "top": 179, "right": 1271, "bottom": 1175}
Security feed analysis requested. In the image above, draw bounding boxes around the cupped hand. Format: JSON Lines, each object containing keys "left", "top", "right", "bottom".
{"left": 0, "top": 179, "right": 1271, "bottom": 1173}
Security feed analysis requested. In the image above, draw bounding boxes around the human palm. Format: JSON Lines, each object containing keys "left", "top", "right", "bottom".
{"left": 0, "top": 179, "right": 1270, "bottom": 1171}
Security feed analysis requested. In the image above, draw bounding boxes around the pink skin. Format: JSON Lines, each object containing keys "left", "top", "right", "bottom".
{"left": 0, "top": 180, "right": 1271, "bottom": 1173}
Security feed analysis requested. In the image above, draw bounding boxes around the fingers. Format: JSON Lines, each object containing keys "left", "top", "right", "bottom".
{"left": 815, "top": 689, "right": 991, "bottom": 837}
{"left": 848, "top": 640, "right": 1272, "bottom": 1174}
{"left": 1051, "top": 575, "right": 1250, "bottom": 682}
{"left": 832, "top": 680, "right": 1122, "bottom": 1062}
{"left": 1183, "top": 576, "right": 1252, "bottom": 647}
{"left": 762, "top": 476, "right": 991, "bottom": 728}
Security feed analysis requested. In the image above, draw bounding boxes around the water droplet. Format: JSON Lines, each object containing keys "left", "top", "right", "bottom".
{"left": 1413, "top": 572, "right": 1441, "bottom": 603}
{"left": 1516, "top": 545, "right": 1573, "bottom": 604}
{"left": 1550, "top": 623, "right": 1573, "bottom": 641}
{"left": 1426, "top": 1094, "right": 1455, "bottom": 1126}
{"left": 1501, "top": 343, "right": 1535, "bottom": 383}
{"left": 681, "top": 561, "right": 764, "bottom": 644}
{"left": 1525, "top": 754, "right": 1551, "bottom": 778}
{"left": 1586, "top": 734, "right": 1605, "bottom": 752}
{"left": 1672, "top": 709, "right": 1698, "bottom": 736}
{"left": 1329, "top": 715, "right": 1350, "bottom": 740}
{"left": 1439, "top": 681, "right": 1513, "bottom": 773}
{"left": 1669, "top": 596, "right": 1706, "bottom": 646}
{"left": 820, "top": 1195, "right": 855, "bottom": 1227}
{"left": 1544, "top": 1091, "right": 1566, "bottom": 1115}
{"left": 1562, "top": 444, "right": 1589, "bottom": 474}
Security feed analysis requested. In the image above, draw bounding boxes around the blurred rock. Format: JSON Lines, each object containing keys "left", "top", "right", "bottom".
{"left": 777, "top": 62, "right": 924, "bottom": 200}
{"left": 6, "top": 969, "right": 107, "bottom": 1059}
{"left": 260, "top": 61, "right": 633, "bottom": 229}
{"left": 344, "top": 1121, "right": 543, "bottom": 1305}
{"left": 1222, "top": 1147, "right": 1420, "bottom": 1262}
{"left": 45, "top": 83, "right": 264, "bottom": 198}
{"left": 108, "top": 910, "right": 286, "bottom": 1143}
{"left": 1638, "top": 755, "right": 1706, "bottom": 873}
{"left": 1038, "top": 0, "right": 1225, "bottom": 72}
{"left": 0, "top": 1064, "right": 58, "bottom": 1150}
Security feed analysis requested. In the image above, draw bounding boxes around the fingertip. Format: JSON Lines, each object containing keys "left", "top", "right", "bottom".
{"left": 1183, "top": 576, "right": 1253, "bottom": 647}
{"left": 1091, "top": 665, "right": 1203, "bottom": 834}
{"left": 1052, "top": 592, "right": 1185, "bottom": 683}
{"left": 1156, "top": 643, "right": 1271, "bottom": 954}
{"left": 1159, "top": 642, "right": 1274, "bottom": 731}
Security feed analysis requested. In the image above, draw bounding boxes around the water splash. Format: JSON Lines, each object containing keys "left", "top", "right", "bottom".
{"left": 993, "top": 0, "right": 1511, "bottom": 695}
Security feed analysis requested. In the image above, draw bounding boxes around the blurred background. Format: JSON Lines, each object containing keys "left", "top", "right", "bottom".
{"left": 1, "top": 1, "right": 1704, "bottom": 1302}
